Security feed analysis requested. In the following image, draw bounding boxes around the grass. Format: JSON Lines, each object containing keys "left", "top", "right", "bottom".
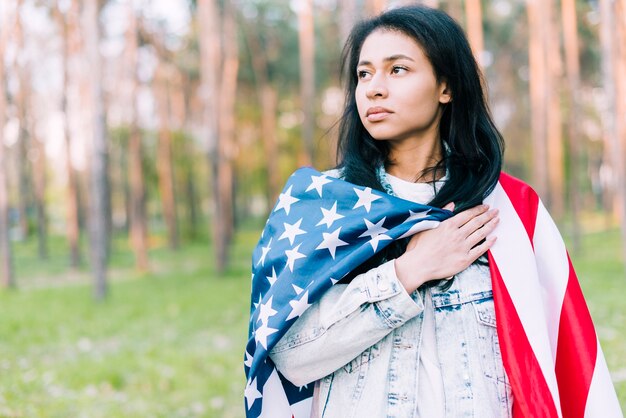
{"left": 0, "top": 224, "right": 624, "bottom": 417}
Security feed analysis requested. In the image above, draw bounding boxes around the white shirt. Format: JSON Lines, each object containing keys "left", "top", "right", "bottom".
{"left": 385, "top": 173, "right": 446, "bottom": 418}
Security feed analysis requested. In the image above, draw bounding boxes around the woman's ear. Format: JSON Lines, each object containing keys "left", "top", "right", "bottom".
{"left": 439, "top": 82, "right": 452, "bottom": 104}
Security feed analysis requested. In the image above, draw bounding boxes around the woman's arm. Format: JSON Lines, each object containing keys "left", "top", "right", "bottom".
{"left": 269, "top": 260, "right": 423, "bottom": 386}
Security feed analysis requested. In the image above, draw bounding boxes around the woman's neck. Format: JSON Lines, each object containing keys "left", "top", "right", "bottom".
{"left": 385, "top": 136, "right": 444, "bottom": 183}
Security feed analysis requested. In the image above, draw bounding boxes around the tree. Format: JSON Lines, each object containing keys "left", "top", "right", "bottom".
{"left": 154, "top": 61, "right": 180, "bottom": 250}
{"left": 57, "top": 0, "right": 81, "bottom": 267}
{"left": 126, "top": 2, "right": 149, "bottom": 271}
{"left": 297, "top": 0, "right": 315, "bottom": 165}
{"left": 84, "top": 0, "right": 110, "bottom": 299}
{"left": 561, "top": 0, "right": 582, "bottom": 250}
{"left": 527, "top": 0, "right": 549, "bottom": 200}
{"left": 242, "top": 12, "right": 281, "bottom": 206}
{"left": 465, "top": 0, "right": 484, "bottom": 65}
{"left": 0, "top": 3, "right": 15, "bottom": 289}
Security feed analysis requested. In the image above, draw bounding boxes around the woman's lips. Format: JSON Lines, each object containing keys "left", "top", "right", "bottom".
{"left": 366, "top": 107, "right": 393, "bottom": 122}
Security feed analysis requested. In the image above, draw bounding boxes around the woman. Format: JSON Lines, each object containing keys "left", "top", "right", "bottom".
{"left": 245, "top": 5, "right": 621, "bottom": 418}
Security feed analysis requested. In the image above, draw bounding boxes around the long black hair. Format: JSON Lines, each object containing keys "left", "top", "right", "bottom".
{"left": 336, "top": 5, "right": 504, "bottom": 281}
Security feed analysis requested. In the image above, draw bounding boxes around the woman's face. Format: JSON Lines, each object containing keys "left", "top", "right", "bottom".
{"left": 355, "top": 29, "right": 450, "bottom": 144}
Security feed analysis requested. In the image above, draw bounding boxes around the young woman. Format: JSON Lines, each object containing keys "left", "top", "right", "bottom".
{"left": 246, "top": 5, "right": 621, "bottom": 418}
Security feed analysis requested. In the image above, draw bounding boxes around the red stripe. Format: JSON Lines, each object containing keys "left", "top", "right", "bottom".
{"left": 498, "top": 173, "right": 539, "bottom": 245}
{"left": 488, "top": 252, "right": 559, "bottom": 418}
{"left": 554, "top": 255, "right": 597, "bottom": 418}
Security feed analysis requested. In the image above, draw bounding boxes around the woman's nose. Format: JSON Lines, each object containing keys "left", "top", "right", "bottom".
{"left": 365, "top": 74, "right": 388, "bottom": 99}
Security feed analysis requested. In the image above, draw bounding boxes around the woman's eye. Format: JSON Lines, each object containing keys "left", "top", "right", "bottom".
{"left": 391, "top": 66, "right": 407, "bottom": 75}
{"left": 357, "top": 70, "right": 370, "bottom": 79}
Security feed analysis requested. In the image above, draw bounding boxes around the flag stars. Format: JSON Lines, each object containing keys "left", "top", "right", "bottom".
{"left": 306, "top": 174, "right": 332, "bottom": 197}
{"left": 245, "top": 378, "right": 263, "bottom": 410}
{"left": 274, "top": 185, "right": 299, "bottom": 215}
{"left": 316, "top": 227, "right": 349, "bottom": 259}
{"left": 257, "top": 296, "right": 278, "bottom": 325}
{"left": 266, "top": 267, "right": 278, "bottom": 286}
{"left": 244, "top": 350, "right": 254, "bottom": 368}
{"left": 353, "top": 187, "right": 382, "bottom": 213}
{"left": 285, "top": 243, "right": 306, "bottom": 272}
{"left": 279, "top": 218, "right": 307, "bottom": 245}
{"left": 316, "top": 201, "right": 344, "bottom": 228}
{"left": 254, "top": 322, "right": 278, "bottom": 350}
{"left": 257, "top": 238, "right": 272, "bottom": 267}
{"left": 359, "top": 217, "right": 392, "bottom": 252}
{"left": 287, "top": 290, "right": 312, "bottom": 320}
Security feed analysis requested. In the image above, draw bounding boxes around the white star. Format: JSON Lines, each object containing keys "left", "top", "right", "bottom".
{"left": 298, "top": 383, "right": 309, "bottom": 391}
{"left": 245, "top": 378, "right": 263, "bottom": 410}
{"left": 398, "top": 210, "right": 439, "bottom": 239}
{"left": 292, "top": 284, "right": 303, "bottom": 295}
{"left": 316, "top": 201, "right": 345, "bottom": 228}
{"left": 266, "top": 267, "right": 278, "bottom": 286}
{"left": 257, "top": 238, "right": 272, "bottom": 267}
{"left": 285, "top": 244, "right": 307, "bottom": 272}
{"left": 305, "top": 174, "right": 332, "bottom": 197}
{"left": 279, "top": 218, "right": 307, "bottom": 245}
{"left": 253, "top": 293, "right": 263, "bottom": 310}
{"left": 353, "top": 187, "right": 382, "bottom": 213}
{"left": 257, "top": 296, "right": 278, "bottom": 325}
{"left": 316, "top": 227, "right": 349, "bottom": 259}
{"left": 359, "top": 217, "right": 392, "bottom": 251}
{"left": 255, "top": 322, "right": 278, "bottom": 350}
{"left": 274, "top": 185, "right": 300, "bottom": 215}
{"left": 244, "top": 350, "right": 253, "bottom": 368}
{"left": 287, "top": 290, "right": 312, "bottom": 320}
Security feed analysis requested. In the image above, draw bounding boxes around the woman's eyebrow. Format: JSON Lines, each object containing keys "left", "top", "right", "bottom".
{"left": 357, "top": 54, "right": 415, "bottom": 67}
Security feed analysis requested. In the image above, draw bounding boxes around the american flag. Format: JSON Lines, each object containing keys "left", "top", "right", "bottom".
{"left": 244, "top": 167, "right": 451, "bottom": 417}
{"left": 244, "top": 168, "right": 623, "bottom": 418}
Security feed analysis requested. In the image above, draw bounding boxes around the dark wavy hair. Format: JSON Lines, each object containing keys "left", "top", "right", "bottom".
{"left": 336, "top": 5, "right": 504, "bottom": 281}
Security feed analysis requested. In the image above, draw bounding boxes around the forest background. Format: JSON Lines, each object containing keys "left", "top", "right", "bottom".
{"left": 0, "top": 0, "right": 625, "bottom": 416}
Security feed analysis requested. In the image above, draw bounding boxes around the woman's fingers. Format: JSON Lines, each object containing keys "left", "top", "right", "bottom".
{"left": 466, "top": 215, "right": 499, "bottom": 247}
{"left": 467, "top": 235, "right": 497, "bottom": 261}
{"left": 459, "top": 208, "right": 499, "bottom": 238}
{"left": 447, "top": 204, "right": 489, "bottom": 228}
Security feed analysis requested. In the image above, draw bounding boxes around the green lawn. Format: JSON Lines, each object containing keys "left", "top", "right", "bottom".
{"left": 0, "top": 226, "right": 624, "bottom": 417}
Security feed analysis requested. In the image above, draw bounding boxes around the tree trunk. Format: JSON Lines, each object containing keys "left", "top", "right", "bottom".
{"left": 527, "top": 0, "right": 549, "bottom": 200}
{"left": 32, "top": 133, "right": 47, "bottom": 260}
{"left": 59, "top": 2, "right": 82, "bottom": 267}
{"left": 215, "top": 0, "right": 239, "bottom": 271}
{"left": 127, "top": 4, "right": 149, "bottom": 271}
{"left": 298, "top": 0, "right": 315, "bottom": 166}
{"left": 561, "top": 0, "right": 582, "bottom": 251}
{"left": 154, "top": 63, "right": 179, "bottom": 250}
{"left": 243, "top": 24, "right": 280, "bottom": 207}
{"left": 84, "top": 0, "right": 109, "bottom": 300}
{"left": 614, "top": 0, "right": 626, "bottom": 272}
{"left": 197, "top": 0, "right": 223, "bottom": 268}
{"left": 545, "top": 0, "right": 564, "bottom": 219}
{"left": 339, "top": 0, "right": 358, "bottom": 46}
{"left": 0, "top": 10, "right": 15, "bottom": 289}
{"left": 15, "top": 4, "right": 31, "bottom": 240}
{"left": 465, "top": 0, "right": 484, "bottom": 66}
{"left": 367, "top": 0, "right": 386, "bottom": 15}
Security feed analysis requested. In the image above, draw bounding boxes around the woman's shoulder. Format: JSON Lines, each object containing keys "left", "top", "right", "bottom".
{"left": 498, "top": 171, "right": 538, "bottom": 197}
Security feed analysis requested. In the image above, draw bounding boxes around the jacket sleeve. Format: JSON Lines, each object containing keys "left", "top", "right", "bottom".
{"left": 268, "top": 260, "right": 423, "bottom": 386}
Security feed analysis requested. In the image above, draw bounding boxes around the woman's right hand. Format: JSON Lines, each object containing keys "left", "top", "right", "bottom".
{"left": 393, "top": 203, "right": 499, "bottom": 294}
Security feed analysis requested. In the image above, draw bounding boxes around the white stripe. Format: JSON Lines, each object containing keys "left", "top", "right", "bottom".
{"left": 484, "top": 183, "right": 563, "bottom": 417}
{"left": 585, "top": 340, "right": 624, "bottom": 418}
{"left": 259, "top": 369, "right": 299, "bottom": 418}
{"left": 532, "top": 201, "right": 570, "bottom": 362}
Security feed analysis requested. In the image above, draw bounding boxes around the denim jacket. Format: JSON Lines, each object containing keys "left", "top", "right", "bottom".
{"left": 268, "top": 169, "right": 513, "bottom": 418}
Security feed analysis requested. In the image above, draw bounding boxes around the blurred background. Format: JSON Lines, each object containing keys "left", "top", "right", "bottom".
{"left": 0, "top": 0, "right": 624, "bottom": 416}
